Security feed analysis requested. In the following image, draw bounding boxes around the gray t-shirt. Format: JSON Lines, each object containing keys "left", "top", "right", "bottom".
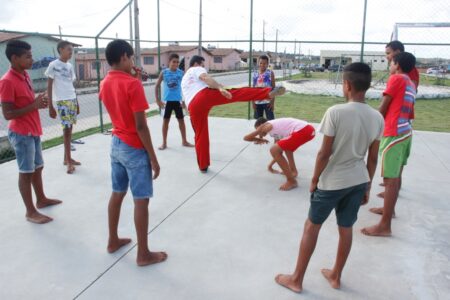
{"left": 318, "top": 102, "right": 384, "bottom": 190}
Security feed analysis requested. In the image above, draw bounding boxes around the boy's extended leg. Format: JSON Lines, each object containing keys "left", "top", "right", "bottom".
{"left": 362, "top": 177, "right": 399, "bottom": 236}
{"left": 134, "top": 199, "right": 168, "bottom": 266}
{"left": 19, "top": 172, "right": 53, "bottom": 224}
{"left": 275, "top": 219, "right": 322, "bottom": 293}
{"left": 270, "top": 144, "right": 298, "bottom": 191}
{"left": 285, "top": 150, "right": 298, "bottom": 178}
{"left": 32, "top": 166, "right": 62, "bottom": 209}
{"left": 107, "top": 191, "right": 132, "bottom": 253}
{"left": 321, "top": 226, "right": 352, "bottom": 289}
{"left": 159, "top": 118, "right": 170, "bottom": 150}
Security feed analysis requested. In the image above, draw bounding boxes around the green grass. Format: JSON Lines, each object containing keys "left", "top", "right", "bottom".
{"left": 210, "top": 93, "right": 450, "bottom": 132}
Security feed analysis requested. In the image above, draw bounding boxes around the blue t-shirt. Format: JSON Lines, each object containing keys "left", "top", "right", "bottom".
{"left": 162, "top": 68, "right": 183, "bottom": 101}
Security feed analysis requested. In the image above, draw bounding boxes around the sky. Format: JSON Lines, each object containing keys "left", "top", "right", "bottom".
{"left": 0, "top": 0, "right": 449, "bottom": 58}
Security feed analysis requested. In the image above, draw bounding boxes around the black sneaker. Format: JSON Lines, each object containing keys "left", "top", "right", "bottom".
{"left": 200, "top": 167, "right": 208, "bottom": 173}
{"left": 268, "top": 86, "right": 286, "bottom": 98}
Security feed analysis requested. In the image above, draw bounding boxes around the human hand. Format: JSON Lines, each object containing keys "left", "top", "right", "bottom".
{"left": 268, "top": 101, "right": 275, "bottom": 111}
{"left": 151, "top": 159, "right": 160, "bottom": 179}
{"left": 181, "top": 102, "right": 187, "bottom": 110}
{"left": 77, "top": 103, "right": 80, "bottom": 115}
{"left": 361, "top": 185, "right": 371, "bottom": 205}
{"left": 157, "top": 100, "right": 165, "bottom": 109}
{"left": 220, "top": 88, "right": 232, "bottom": 99}
{"left": 252, "top": 102, "right": 257, "bottom": 110}
{"left": 35, "top": 93, "right": 48, "bottom": 109}
{"left": 132, "top": 66, "right": 143, "bottom": 80}
{"left": 309, "top": 178, "right": 318, "bottom": 193}
{"left": 254, "top": 138, "right": 269, "bottom": 145}
{"left": 49, "top": 106, "right": 57, "bottom": 119}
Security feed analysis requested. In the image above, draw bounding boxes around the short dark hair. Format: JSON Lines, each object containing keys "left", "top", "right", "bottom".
{"left": 386, "top": 40, "right": 404, "bottom": 52}
{"left": 5, "top": 40, "right": 31, "bottom": 62}
{"left": 392, "top": 52, "right": 416, "bottom": 73}
{"left": 254, "top": 117, "right": 268, "bottom": 128}
{"left": 169, "top": 53, "right": 179, "bottom": 61}
{"left": 189, "top": 55, "right": 205, "bottom": 67}
{"left": 105, "top": 39, "right": 134, "bottom": 66}
{"left": 259, "top": 55, "right": 269, "bottom": 62}
{"left": 57, "top": 40, "right": 72, "bottom": 54}
{"left": 343, "top": 62, "right": 372, "bottom": 92}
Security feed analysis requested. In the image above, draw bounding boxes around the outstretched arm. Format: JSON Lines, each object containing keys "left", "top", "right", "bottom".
{"left": 199, "top": 73, "right": 231, "bottom": 99}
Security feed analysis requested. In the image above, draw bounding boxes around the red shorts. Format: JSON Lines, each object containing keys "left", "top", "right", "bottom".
{"left": 277, "top": 124, "right": 315, "bottom": 152}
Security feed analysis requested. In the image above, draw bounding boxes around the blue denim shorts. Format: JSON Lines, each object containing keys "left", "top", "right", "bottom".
{"left": 308, "top": 182, "right": 368, "bottom": 227}
{"left": 110, "top": 136, "right": 153, "bottom": 199}
{"left": 8, "top": 130, "right": 44, "bottom": 173}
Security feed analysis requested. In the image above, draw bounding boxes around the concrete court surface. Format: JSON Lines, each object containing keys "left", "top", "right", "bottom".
{"left": 0, "top": 116, "right": 449, "bottom": 300}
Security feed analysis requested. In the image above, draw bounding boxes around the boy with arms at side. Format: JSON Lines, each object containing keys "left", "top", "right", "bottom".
{"left": 244, "top": 117, "right": 315, "bottom": 191}
{"left": 362, "top": 52, "right": 416, "bottom": 237}
{"left": 0, "top": 40, "right": 62, "bottom": 224}
{"left": 99, "top": 39, "right": 167, "bottom": 266}
{"left": 155, "top": 53, "right": 193, "bottom": 150}
{"left": 45, "top": 41, "right": 80, "bottom": 174}
{"left": 252, "top": 55, "right": 276, "bottom": 120}
{"left": 275, "top": 63, "right": 383, "bottom": 293}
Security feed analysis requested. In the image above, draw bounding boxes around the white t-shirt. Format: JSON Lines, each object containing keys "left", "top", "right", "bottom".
{"left": 44, "top": 59, "right": 76, "bottom": 102}
{"left": 318, "top": 102, "right": 384, "bottom": 190}
{"left": 268, "top": 118, "right": 308, "bottom": 140}
{"left": 181, "top": 66, "right": 208, "bottom": 107}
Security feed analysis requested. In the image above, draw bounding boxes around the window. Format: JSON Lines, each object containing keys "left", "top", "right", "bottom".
{"left": 381, "top": 59, "right": 385, "bottom": 63}
{"left": 214, "top": 56, "right": 222, "bottom": 63}
{"left": 374, "top": 59, "right": 378, "bottom": 63}
{"left": 144, "top": 56, "right": 154, "bottom": 65}
{"left": 91, "top": 61, "right": 100, "bottom": 70}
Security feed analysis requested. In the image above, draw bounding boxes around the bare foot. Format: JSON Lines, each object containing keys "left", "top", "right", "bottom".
{"left": 274, "top": 274, "right": 302, "bottom": 293}
{"left": 377, "top": 191, "right": 385, "bottom": 198}
{"left": 369, "top": 207, "right": 396, "bottom": 218}
{"left": 280, "top": 179, "right": 298, "bottom": 191}
{"left": 137, "top": 251, "right": 168, "bottom": 266}
{"left": 268, "top": 166, "right": 282, "bottom": 174}
{"left": 36, "top": 198, "right": 62, "bottom": 209}
{"left": 63, "top": 159, "right": 81, "bottom": 166}
{"left": 361, "top": 224, "right": 392, "bottom": 237}
{"left": 26, "top": 211, "right": 53, "bottom": 224}
{"left": 67, "top": 164, "right": 75, "bottom": 174}
{"left": 107, "top": 238, "right": 132, "bottom": 253}
{"left": 182, "top": 141, "right": 194, "bottom": 147}
{"left": 321, "top": 269, "right": 340, "bottom": 289}
{"left": 158, "top": 144, "right": 167, "bottom": 150}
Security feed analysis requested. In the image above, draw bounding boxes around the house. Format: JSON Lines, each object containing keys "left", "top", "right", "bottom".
{"left": 0, "top": 32, "right": 80, "bottom": 90}
{"left": 320, "top": 50, "right": 388, "bottom": 71}
{"left": 74, "top": 52, "right": 110, "bottom": 81}
{"left": 240, "top": 51, "right": 274, "bottom": 67}
{"left": 209, "top": 48, "right": 243, "bottom": 71}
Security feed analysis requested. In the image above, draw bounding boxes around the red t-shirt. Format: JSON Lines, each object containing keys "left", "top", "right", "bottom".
{"left": 383, "top": 74, "right": 416, "bottom": 137}
{"left": 0, "top": 68, "right": 42, "bottom": 136}
{"left": 99, "top": 70, "right": 149, "bottom": 149}
{"left": 407, "top": 67, "right": 420, "bottom": 88}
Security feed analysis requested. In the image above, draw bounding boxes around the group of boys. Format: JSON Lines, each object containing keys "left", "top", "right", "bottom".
{"left": 0, "top": 38, "right": 416, "bottom": 291}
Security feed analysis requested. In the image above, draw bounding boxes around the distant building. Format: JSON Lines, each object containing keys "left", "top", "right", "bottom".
{"left": 209, "top": 48, "right": 243, "bottom": 71}
{"left": 320, "top": 50, "right": 388, "bottom": 71}
{"left": 0, "top": 32, "right": 80, "bottom": 90}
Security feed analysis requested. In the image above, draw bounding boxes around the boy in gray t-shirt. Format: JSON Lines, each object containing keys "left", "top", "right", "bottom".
{"left": 275, "top": 63, "right": 384, "bottom": 293}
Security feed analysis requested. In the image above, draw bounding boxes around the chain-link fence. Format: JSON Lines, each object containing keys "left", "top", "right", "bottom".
{"left": 1, "top": 0, "right": 449, "bottom": 162}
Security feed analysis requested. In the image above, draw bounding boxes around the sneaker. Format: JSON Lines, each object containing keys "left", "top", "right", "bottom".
{"left": 200, "top": 167, "right": 208, "bottom": 173}
{"left": 268, "top": 86, "right": 286, "bottom": 98}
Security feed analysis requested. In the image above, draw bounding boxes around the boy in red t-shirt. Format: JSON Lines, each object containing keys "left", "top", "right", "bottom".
{"left": 0, "top": 40, "right": 62, "bottom": 224}
{"left": 362, "top": 52, "right": 416, "bottom": 237}
{"left": 99, "top": 40, "right": 167, "bottom": 266}
{"left": 385, "top": 40, "right": 419, "bottom": 89}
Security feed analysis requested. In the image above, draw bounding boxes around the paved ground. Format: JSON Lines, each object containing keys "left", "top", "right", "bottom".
{"left": 0, "top": 116, "right": 449, "bottom": 300}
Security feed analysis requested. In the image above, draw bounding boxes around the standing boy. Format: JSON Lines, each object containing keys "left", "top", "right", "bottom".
{"left": 243, "top": 117, "right": 315, "bottom": 191}
{"left": 155, "top": 53, "right": 193, "bottom": 150}
{"left": 45, "top": 41, "right": 80, "bottom": 174}
{"left": 181, "top": 55, "right": 285, "bottom": 173}
{"left": 252, "top": 55, "right": 276, "bottom": 120}
{"left": 99, "top": 39, "right": 167, "bottom": 266}
{"left": 362, "top": 52, "right": 416, "bottom": 237}
{"left": 0, "top": 40, "right": 62, "bottom": 224}
{"left": 275, "top": 63, "right": 383, "bottom": 293}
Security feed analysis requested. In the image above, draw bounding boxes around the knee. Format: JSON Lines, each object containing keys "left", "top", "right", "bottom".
{"left": 270, "top": 144, "right": 282, "bottom": 157}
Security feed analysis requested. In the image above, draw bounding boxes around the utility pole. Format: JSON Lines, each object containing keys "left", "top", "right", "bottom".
{"left": 134, "top": 0, "right": 141, "bottom": 67}
{"left": 294, "top": 39, "right": 296, "bottom": 67}
{"left": 157, "top": 0, "right": 161, "bottom": 71}
{"left": 129, "top": 2, "right": 133, "bottom": 42}
{"left": 58, "top": 25, "right": 62, "bottom": 39}
{"left": 198, "top": 0, "right": 202, "bottom": 56}
{"left": 262, "top": 20, "right": 266, "bottom": 52}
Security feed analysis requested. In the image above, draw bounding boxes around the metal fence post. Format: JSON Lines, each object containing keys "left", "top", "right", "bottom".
{"left": 247, "top": 0, "right": 254, "bottom": 120}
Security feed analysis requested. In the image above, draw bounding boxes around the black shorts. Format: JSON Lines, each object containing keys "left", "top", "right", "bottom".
{"left": 163, "top": 101, "right": 184, "bottom": 119}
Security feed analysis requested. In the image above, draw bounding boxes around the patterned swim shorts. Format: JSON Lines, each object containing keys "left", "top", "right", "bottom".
{"left": 56, "top": 99, "right": 78, "bottom": 129}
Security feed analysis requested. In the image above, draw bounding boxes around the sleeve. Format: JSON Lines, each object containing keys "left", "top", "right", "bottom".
{"left": 193, "top": 67, "right": 207, "bottom": 80}
{"left": 383, "top": 75, "right": 401, "bottom": 98}
{"left": 128, "top": 80, "right": 149, "bottom": 113}
{"left": 319, "top": 107, "right": 336, "bottom": 137}
{"left": 44, "top": 62, "right": 55, "bottom": 79}
{"left": 0, "top": 79, "right": 15, "bottom": 103}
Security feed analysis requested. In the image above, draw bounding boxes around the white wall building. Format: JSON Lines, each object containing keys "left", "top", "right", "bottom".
{"left": 320, "top": 50, "right": 388, "bottom": 71}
